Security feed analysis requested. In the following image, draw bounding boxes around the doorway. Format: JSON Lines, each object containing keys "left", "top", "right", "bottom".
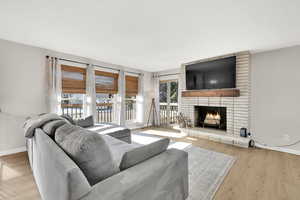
{"left": 159, "top": 80, "right": 178, "bottom": 126}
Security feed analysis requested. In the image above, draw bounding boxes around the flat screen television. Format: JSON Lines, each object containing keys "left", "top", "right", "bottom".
{"left": 185, "top": 56, "right": 236, "bottom": 90}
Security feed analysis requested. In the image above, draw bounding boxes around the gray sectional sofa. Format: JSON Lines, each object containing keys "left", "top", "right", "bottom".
{"left": 25, "top": 116, "right": 188, "bottom": 200}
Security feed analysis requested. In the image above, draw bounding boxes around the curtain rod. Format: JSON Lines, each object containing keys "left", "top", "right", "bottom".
{"left": 46, "top": 56, "right": 144, "bottom": 75}
{"left": 156, "top": 73, "right": 181, "bottom": 77}
{"left": 46, "top": 56, "right": 120, "bottom": 72}
{"left": 92, "top": 64, "right": 120, "bottom": 72}
{"left": 125, "top": 70, "right": 143, "bottom": 76}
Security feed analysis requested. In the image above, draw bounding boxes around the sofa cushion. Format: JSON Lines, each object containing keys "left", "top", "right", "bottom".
{"left": 76, "top": 116, "right": 94, "bottom": 128}
{"left": 42, "top": 119, "right": 68, "bottom": 137}
{"left": 23, "top": 113, "right": 63, "bottom": 138}
{"left": 55, "top": 123, "right": 118, "bottom": 185}
{"left": 119, "top": 138, "right": 170, "bottom": 170}
{"left": 102, "top": 135, "right": 140, "bottom": 166}
{"left": 60, "top": 114, "right": 76, "bottom": 125}
{"left": 87, "top": 123, "right": 131, "bottom": 143}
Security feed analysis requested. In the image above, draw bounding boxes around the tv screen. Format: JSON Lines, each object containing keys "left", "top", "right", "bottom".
{"left": 186, "top": 56, "right": 236, "bottom": 90}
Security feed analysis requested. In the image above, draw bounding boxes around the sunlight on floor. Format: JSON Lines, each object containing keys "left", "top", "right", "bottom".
{"left": 0, "top": 162, "right": 22, "bottom": 181}
{"left": 140, "top": 129, "right": 187, "bottom": 138}
{"left": 168, "top": 142, "right": 192, "bottom": 150}
{"left": 132, "top": 134, "right": 162, "bottom": 145}
{"left": 132, "top": 131, "right": 192, "bottom": 150}
{"left": 186, "top": 137, "right": 198, "bottom": 141}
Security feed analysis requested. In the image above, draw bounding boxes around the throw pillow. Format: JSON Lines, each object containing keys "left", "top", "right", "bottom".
{"left": 60, "top": 114, "right": 76, "bottom": 125}
{"left": 42, "top": 119, "right": 67, "bottom": 137}
{"left": 55, "top": 123, "right": 118, "bottom": 185}
{"left": 76, "top": 115, "right": 94, "bottom": 128}
{"left": 119, "top": 138, "right": 170, "bottom": 170}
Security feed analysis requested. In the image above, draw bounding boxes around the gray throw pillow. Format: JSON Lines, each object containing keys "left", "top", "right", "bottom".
{"left": 60, "top": 114, "right": 76, "bottom": 125}
{"left": 55, "top": 123, "right": 118, "bottom": 185}
{"left": 42, "top": 119, "right": 67, "bottom": 137}
{"left": 76, "top": 115, "right": 94, "bottom": 128}
{"left": 120, "top": 138, "right": 170, "bottom": 170}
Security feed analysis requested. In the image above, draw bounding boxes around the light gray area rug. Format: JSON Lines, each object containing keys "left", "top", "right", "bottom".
{"left": 183, "top": 145, "right": 235, "bottom": 200}
{"left": 132, "top": 133, "right": 236, "bottom": 200}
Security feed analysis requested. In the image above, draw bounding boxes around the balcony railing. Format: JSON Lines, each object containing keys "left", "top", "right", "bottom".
{"left": 61, "top": 103, "right": 113, "bottom": 123}
{"left": 125, "top": 100, "right": 136, "bottom": 121}
{"left": 96, "top": 103, "right": 113, "bottom": 123}
{"left": 61, "top": 101, "right": 136, "bottom": 123}
{"left": 159, "top": 103, "right": 178, "bottom": 125}
{"left": 61, "top": 104, "right": 83, "bottom": 120}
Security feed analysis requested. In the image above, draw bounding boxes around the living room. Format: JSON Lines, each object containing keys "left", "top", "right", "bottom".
{"left": 1, "top": 1, "right": 300, "bottom": 200}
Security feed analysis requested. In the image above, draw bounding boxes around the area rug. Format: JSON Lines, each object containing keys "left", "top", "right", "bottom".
{"left": 132, "top": 133, "right": 236, "bottom": 200}
{"left": 183, "top": 145, "right": 235, "bottom": 200}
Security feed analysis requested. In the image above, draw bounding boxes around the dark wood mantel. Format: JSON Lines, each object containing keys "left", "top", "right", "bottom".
{"left": 182, "top": 88, "right": 240, "bottom": 97}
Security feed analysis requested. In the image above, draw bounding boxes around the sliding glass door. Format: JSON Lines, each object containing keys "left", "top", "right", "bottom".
{"left": 159, "top": 80, "right": 178, "bottom": 126}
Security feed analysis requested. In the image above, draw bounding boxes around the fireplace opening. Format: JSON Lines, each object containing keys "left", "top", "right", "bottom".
{"left": 194, "top": 106, "right": 227, "bottom": 131}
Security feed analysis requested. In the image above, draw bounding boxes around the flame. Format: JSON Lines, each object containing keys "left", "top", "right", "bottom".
{"left": 205, "top": 112, "right": 221, "bottom": 120}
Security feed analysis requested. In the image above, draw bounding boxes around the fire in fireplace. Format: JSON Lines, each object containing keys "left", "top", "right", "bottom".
{"left": 194, "top": 106, "right": 226, "bottom": 131}
{"left": 204, "top": 112, "right": 221, "bottom": 125}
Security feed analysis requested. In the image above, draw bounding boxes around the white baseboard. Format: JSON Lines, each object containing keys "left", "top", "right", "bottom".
{"left": 181, "top": 128, "right": 250, "bottom": 148}
{"left": 0, "top": 146, "right": 27, "bottom": 157}
{"left": 255, "top": 144, "right": 300, "bottom": 155}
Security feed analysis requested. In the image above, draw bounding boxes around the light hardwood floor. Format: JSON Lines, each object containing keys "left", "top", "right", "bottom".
{"left": 1, "top": 128, "right": 300, "bottom": 200}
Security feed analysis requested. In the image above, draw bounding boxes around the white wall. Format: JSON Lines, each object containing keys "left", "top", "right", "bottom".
{"left": 0, "top": 40, "right": 48, "bottom": 153}
{"left": 0, "top": 39, "right": 152, "bottom": 154}
{"left": 251, "top": 45, "right": 300, "bottom": 152}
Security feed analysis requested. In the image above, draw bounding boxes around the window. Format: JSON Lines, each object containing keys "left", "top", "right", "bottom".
{"left": 125, "top": 75, "right": 138, "bottom": 96}
{"left": 61, "top": 65, "right": 86, "bottom": 93}
{"left": 96, "top": 93, "right": 113, "bottom": 123}
{"left": 61, "top": 93, "right": 85, "bottom": 119}
{"left": 159, "top": 82, "right": 167, "bottom": 103}
{"left": 95, "top": 70, "right": 118, "bottom": 123}
{"left": 170, "top": 81, "right": 178, "bottom": 103}
{"left": 159, "top": 81, "right": 168, "bottom": 124}
{"left": 125, "top": 95, "right": 136, "bottom": 121}
{"left": 125, "top": 75, "right": 139, "bottom": 121}
{"left": 61, "top": 65, "right": 86, "bottom": 119}
{"left": 159, "top": 80, "right": 178, "bottom": 125}
{"left": 95, "top": 71, "right": 118, "bottom": 94}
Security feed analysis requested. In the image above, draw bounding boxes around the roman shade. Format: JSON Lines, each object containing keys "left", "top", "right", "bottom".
{"left": 126, "top": 75, "right": 139, "bottom": 96}
{"left": 61, "top": 65, "right": 86, "bottom": 93}
{"left": 95, "top": 70, "right": 119, "bottom": 94}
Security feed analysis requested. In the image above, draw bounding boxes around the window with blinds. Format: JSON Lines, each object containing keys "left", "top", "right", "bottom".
{"left": 125, "top": 75, "right": 139, "bottom": 121}
{"left": 61, "top": 65, "right": 86, "bottom": 93}
{"left": 125, "top": 75, "right": 139, "bottom": 96}
{"left": 94, "top": 70, "right": 118, "bottom": 123}
{"left": 95, "top": 70, "right": 118, "bottom": 94}
{"left": 60, "top": 65, "right": 86, "bottom": 119}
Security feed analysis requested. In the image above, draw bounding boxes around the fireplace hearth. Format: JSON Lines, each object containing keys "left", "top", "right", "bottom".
{"left": 194, "top": 106, "right": 227, "bottom": 131}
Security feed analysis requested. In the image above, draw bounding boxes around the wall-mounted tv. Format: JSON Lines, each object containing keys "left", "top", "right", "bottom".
{"left": 185, "top": 56, "right": 236, "bottom": 90}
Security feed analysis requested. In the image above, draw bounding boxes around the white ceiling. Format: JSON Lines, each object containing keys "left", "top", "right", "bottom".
{"left": 1, "top": 0, "right": 300, "bottom": 72}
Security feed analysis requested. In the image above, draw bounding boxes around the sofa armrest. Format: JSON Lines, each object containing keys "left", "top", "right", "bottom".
{"left": 80, "top": 149, "right": 188, "bottom": 200}
{"left": 31, "top": 129, "right": 91, "bottom": 200}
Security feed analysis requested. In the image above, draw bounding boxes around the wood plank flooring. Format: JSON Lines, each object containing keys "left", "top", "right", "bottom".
{"left": 1, "top": 128, "right": 300, "bottom": 200}
{"left": 0, "top": 152, "right": 40, "bottom": 200}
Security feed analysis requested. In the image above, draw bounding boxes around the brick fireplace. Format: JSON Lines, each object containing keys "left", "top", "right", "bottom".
{"left": 180, "top": 51, "right": 251, "bottom": 137}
